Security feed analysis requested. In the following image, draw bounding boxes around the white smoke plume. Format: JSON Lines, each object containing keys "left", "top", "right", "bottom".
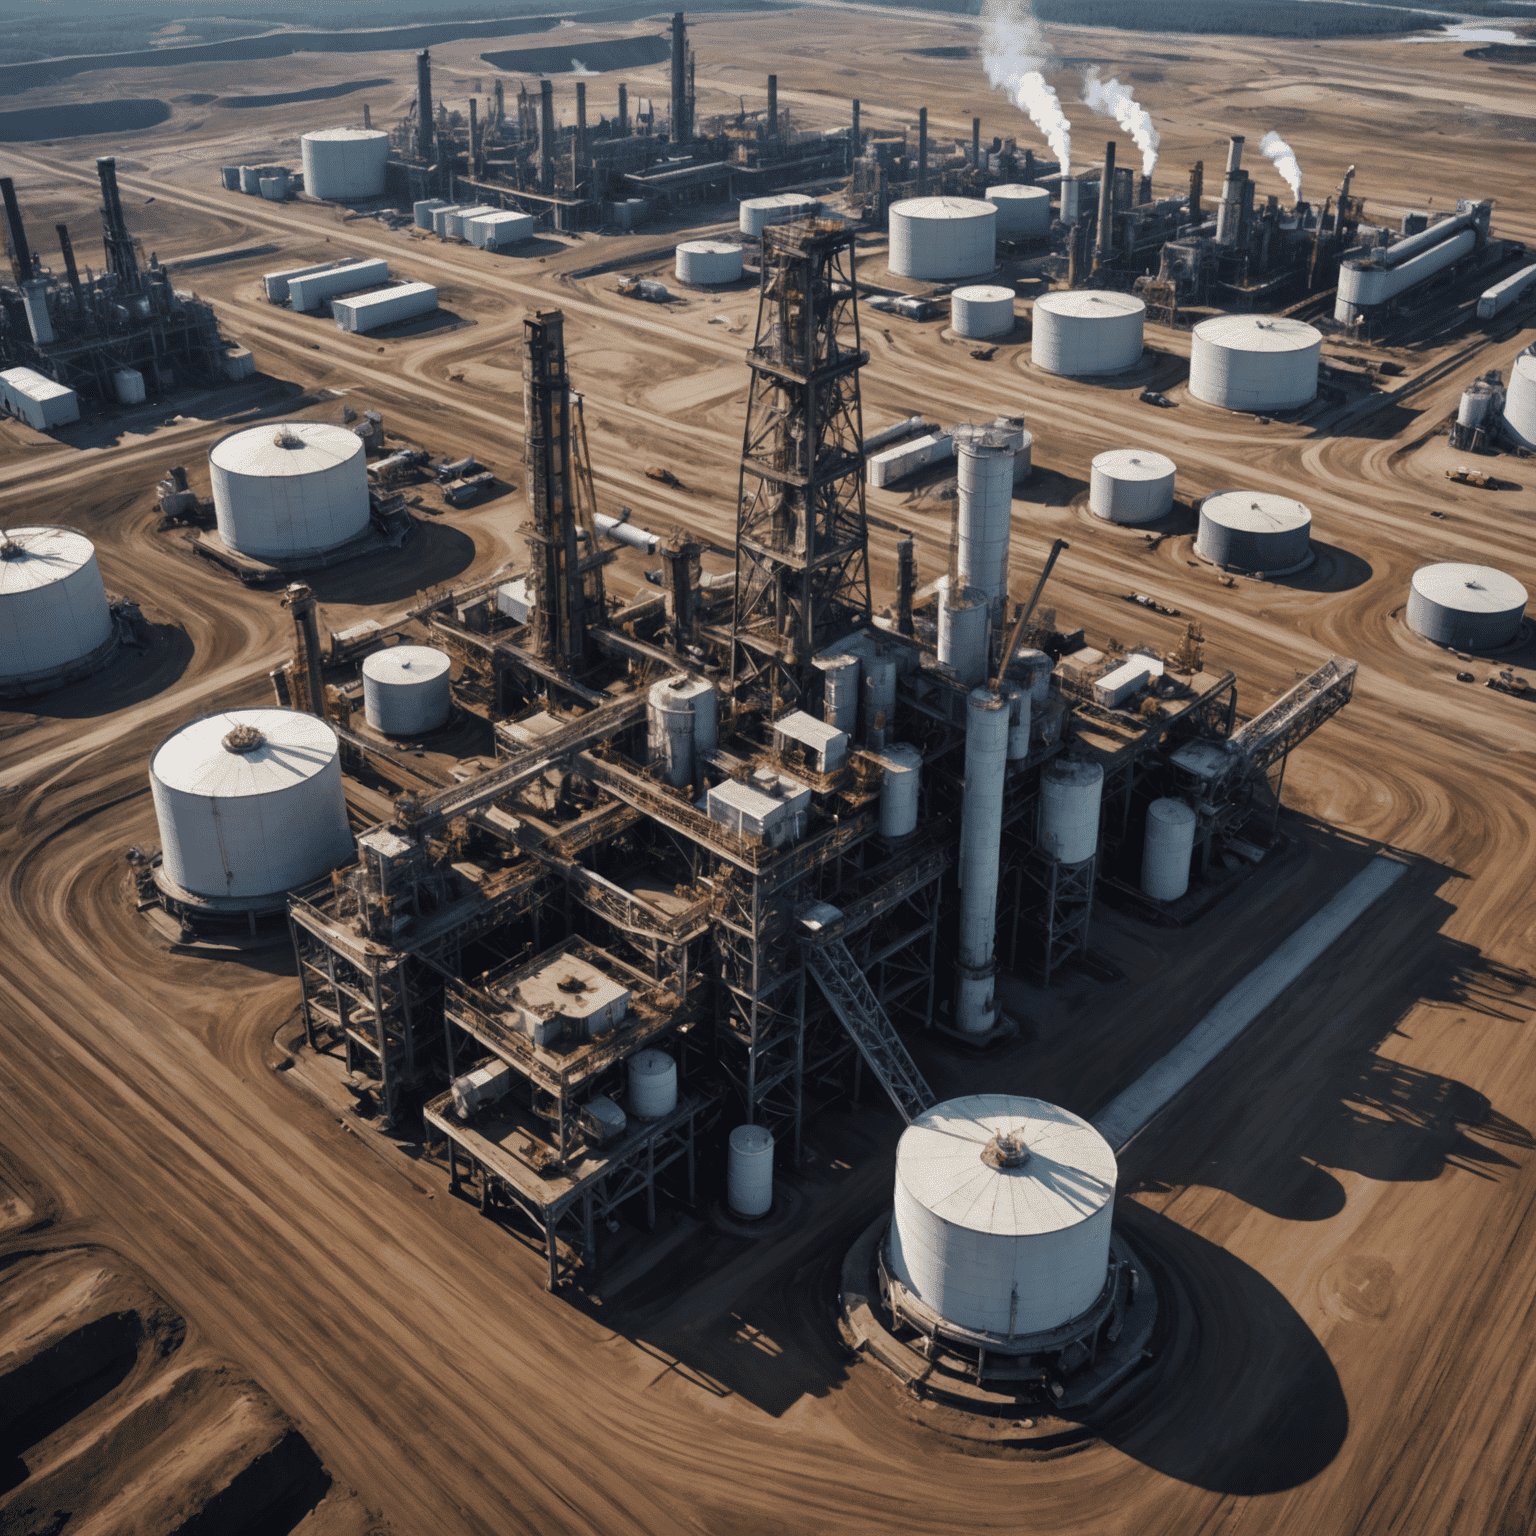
{"left": 1259, "top": 130, "right": 1303, "bottom": 203}
{"left": 1080, "top": 67, "right": 1159, "bottom": 177}
{"left": 979, "top": 0, "right": 1071, "bottom": 174}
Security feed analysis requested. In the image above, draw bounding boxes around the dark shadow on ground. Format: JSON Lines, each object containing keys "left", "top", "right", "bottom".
{"left": 8, "top": 624, "right": 192, "bottom": 722}
{"left": 305, "top": 520, "right": 477, "bottom": 604}
{"left": 1271, "top": 539, "right": 1372, "bottom": 593}
{"left": 221, "top": 78, "right": 391, "bottom": 109}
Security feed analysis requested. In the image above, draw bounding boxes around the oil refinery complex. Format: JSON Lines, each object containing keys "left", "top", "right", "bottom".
{"left": 0, "top": 6, "right": 1534, "bottom": 1525}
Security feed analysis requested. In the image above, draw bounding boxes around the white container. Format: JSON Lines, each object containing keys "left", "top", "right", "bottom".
{"left": 0, "top": 526, "right": 115, "bottom": 693}
{"left": 264, "top": 262, "right": 343, "bottom": 304}
{"left": 1039, "top": 758, "right": 1103, "bottom": 865}
{"left": 1407, "top": 562, "right": 1527, "bottom": 649}
{"left": 954, "top": 425, "right": 1015, "bottom": 614}
{"left": 586, "top": 1095, "right": 627, "bottom": 1141}
{"left": 889, "top": 1094, "right": 1117, "bottom": 1336}
{"left": 1335, "top": 228, "right": 1476, "bottom": 324}
{"left": 362, "top": 645, "right": 451, "bottom": 735}
{"left": 447, "top": 205, "right": 498, "bottom": 241}
{"left": 986, "top": 183, "right": 1051, "bottom": 239}
{"left": 1505, "top": 349, "right": 1536, "bottom": 451}
{"left": 888, "top": 196, "right": 996, "bottom": 281}
{"left": 1094, "top": 654, "right": 1162, "bottom": 709}
{"left": 221, "top": 348, "right": 255, "bottom": 380}
{"left": 431, "top": 204, "right": 462, "bottom": 237}
{"left": 867, "top": 430, "right": 952, "bottom": 489}
{"left": 112, "top": 367, "right": 146, "bottom": 405}
{"left": 1477, "top": 263, "right": 1536, "bottom": 321}
{"left": 877, "top": 742, "right": 922, "bottom": 837}
{"left": 259, "top": 173, "right": 289, "bottom": 201}
{"left": 738, "top": 192, "right": 818, "bottom": 237}
{"left": 302, "top": 128, "right": 390, "bottom": 202}
{"left": 210, "top": 422, "right": 370, "bottom": 560}
{"left": 1196, "top": 490, "right": 1311, "bottom": 573}
{"left": 467, "top": 210, "right": 537, "bottom": 249}
{"left": 1142, "top": 797, "right": 1196, "bottom": 902}
{"left": 938, "top": 583, "right": 989, "bottom": 688}
{"left": 1031, "top": 291, "right": 1145, "bottom": 376}
{"left": 648, "top": 673, "right": 714, "bottom": 786}
{"left": 991, "top": 416, "right": 1032, "bottom": 483}
{"left": 861, "top": 653, "right": 897, "bottom": 746}
{"left": 955, "top": 690, "right": 1010, "bottom": 1034}
{"left": 628, "top": 1049, "right": 678, "bottom": 1119}
{"left": 149, "top": 707, "right": 355, "bottom": 901}
{"left": 239, "top": 166, "right": 262, "bottom": 195}
{"left": 728, "top": 1123, "right": 774, "bottom": 1216}
{"left": 816, "top": 652, "right": 860, "bottom": 735}
{"left": 287, "top": 258, "right": 389, "bottom": 313}
{"left": 1189, "top": 315, "right": 1320, "bottom": 411}
{"left": 332, "top": 282, "right": 438, "bottom": 334}
{"left": 0, "top": 366, "right": 78, "bottom": 430}
{"left": 413, "top": 198, "right": 450, "bottom": 230}
{"left": 675, "top": 239, "right": 743, "bottom": 285}
{"left": 1090, "top": 448, "right": 1176, "bottom": 524}
{"left": 774, "top": 709, "right": 848, "bottom": 773}
{"left": 1000, "top": 682, "right": 1030, "bottom": 760}
{"left": 951, "top": 285, "right": 1015, "bottom": 340}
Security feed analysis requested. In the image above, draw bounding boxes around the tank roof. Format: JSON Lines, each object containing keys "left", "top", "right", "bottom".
{"left": 1194, "top": 314, "right": 1321, "bottom": 352}
{"left": 890, "top": 196, "right": 996, "bottom": 219}
{"left": 211, "top": 421, "right": 364, "bottom": 478}
{"left": 152, "top": 708, "right": 339, "bottom": 798}
{"left": 677, "top": 239, "right": 742, "bottom": 255}
{"left": 362, "top": 645, "right": 451, "bottom": 685}
{"left": 1411, "top": 562, "right": 1528, "bottom": 613}
{"left": 302, "top": 127, "right": 388, "bottom": 142}
{"left": 1201, "top": 489, "right": 1311, "bottom": 532}
{"left": 952, "top": 284, "right": 1014, "bottom": 302}
{"left": 1092, "top": 448, "right": 1176, "bottom": 480}
{"left": 1034, "top": 290, "right": 1145, "bottom": 319}
{"left": 986, "top": 183, "right": 1050, "bottom": 200}
{"left": 0, "top": 526, "right": 95, "bottom": 593}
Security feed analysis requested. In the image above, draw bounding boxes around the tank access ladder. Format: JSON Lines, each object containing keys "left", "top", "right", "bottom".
{"left": 798, "top": 903, "right": 936, "bottom": 1125}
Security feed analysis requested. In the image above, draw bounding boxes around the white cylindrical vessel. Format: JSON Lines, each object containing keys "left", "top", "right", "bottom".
{"left": 149, "top": 708, "right": 355, "bottom": 902}
{"left": 1505, "top": 350, "right": 1536, "bottom": 451}
{"left": 113, "top": 367, "right": 145, "bottom": 405}
{"left": 939, "top": 584, "right": 990, "bottom": 688}
{"left": 991, "top": 416, "right": 1032, "bottom": 482}
{"left": 0, "top": 526, "right": 115, "bottom": 694}
{"left": 986, "top": 183, "right": 1051, "bottom": 240}
{"left": 861, "top": 653, "right": 897, "bottom": 747}
{"left": 209, "top": 422, "right": 370, "bottom": 560}
{"left": 1142, "top": 797, "right": 1196, "bottom": 902}
{"left": 1031, "top": 291, "right": 1144, "bottom": 376}
{"left": 888, "top": 197, "right": 996, "bottom": 281}
{"left": 818, "top": 653, "right": 860, "bottom": 735}
{"left": 301, "top": 128, "right": 390, "bottom": 202}
{"left": 647, "top": 676, "right": 696, "bottom": 787}
{"left": 954, "top": 425, "right": 1015, "bottom": 614}
{"left": 1000, "top": 682, "right": 1030, "bottom": 760}
{"left": 878, "top": 742, "right": 922, "bottom": 837}
{"left": 1011, "top": 647, "right": 1053, "bottom": 708}
{"left": 1189, "top": 315, "right": 1320, "bottom": 411}
{"left": 675, "top": 239, "right": 743, "bottom": 285}
{"left": 738, "top": 192, "right": 818, "bottom": 237}
{"left": 951, "top": 285, "right": 1015, "bottom": 340}
{"left": 259, "top": 173, "right": 289, "bottom": 201}
{"left": 1039, "top": 758, "right": 1103, "bottom": 865}
{"left": 889, "top": 1094, "right": 1117, "bottom": 1336}
{"left": 1196, "top": 490, "right": 1312, "bottom": 573}
{"left": 728, "top": 1124, "right": 774, "bottom": 1216}
{"left": 627, "top": 1049, "right": 678, "bottom": 1119}
{"left": 1090, "top": 449, "right": 1176, "bottom": 525}
{"left": 956, "top": 690, "right": 1009, "bottom": 1034}
{"left": 362, "top": 645, "right": 451, "bottom": 736}
{"left": 1457, "top": 382, "right": 1496, "bottom": 431}
{"left": 1407, "top": 563, "right": 1527, "bottom": 649}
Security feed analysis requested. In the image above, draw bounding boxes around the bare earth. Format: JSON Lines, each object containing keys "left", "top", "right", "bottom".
{"left": 1, "top": 9, "right": 1535, "bottom": 1534}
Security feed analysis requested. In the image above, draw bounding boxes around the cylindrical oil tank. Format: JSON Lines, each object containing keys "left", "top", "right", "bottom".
{"left": 888, "top": 196, "right": 996, "bottom": 281}
{"left": 362, "top": 645, "right": 452, "bottom": 736}
{"left": 1189, "top": 315, "right": 1320, "bottom": 412}
{"left": 1142, "top": 797, "right": 1197, "bottom": 902}
{"left": 1011, "top": 647, "right": 1053, "bottom": 708}
{"left": 1196, "top": 490, "right": 1312, "bottom": 573}
{"left": 738, "top": 192, "right": 818, "bottom": 237}
{"left": 1000, "top": 682, "right": 1031, "bottom": 760}
{"left": 1457, "top": 382, "right": 1497, "bottom": 430}
{"left": 986, "top": 183, "right": 1051, "bottom": 240}
{"left": 1505, "top": 349, "right": 1536, "bottom": 451}
{"left": 951, "top": 285, "right": 1015, "bottom": 340}
{"left": 861, "top": 653, "right": 897, "bottom": 747}
{"left": 938, "top": 583, "right": 990, "bottom": 688}
{"left": 113, "top": 367, "right": 146, "bottom": 405}
{"left": 0, "top": 525, "right": 115, "bottom": 694}
{"left": 209, "top": 422, "right": 370, "bottom": 560}
{"left": 628, "top": 1049, "right": 678, "bottom": 1119}
{"left": 1090, "top": 448, "right": 1176, "bottom": 525}
{"left": 1031, "top": 291, "right": 1145, "bottom": 376}
{"left": 728, "top": 1124, "right": 774, "bottom": 1217}
{"left": 647, "top": 676, "right": 696, "bottom": 787}
{"left": 300, "top": 128, "right": 390, "bottom": 202}
{"left": 1407, "top": 563, "right": 1528, "bottom": 649}
{"left": 954, "top": 424, "right": 1015, "bottom": 613}
{"left": 258, "top": 172, "right": 289, "bottom": 201}
{"left": 149, "top": 707, "right": 355, "bottom": 901}
{"left": 878, "top": 742, "right": 922, "bottom": 837}
{"left": 675, "top": 239, "right": 743, "bottom": 285}
{"left": 818, "top": 652, "right": 860, "bottom": 735}
{"left": 888, "top": 1094, "right": 1117, "bottom": 1336}
{"left": 1039, "top": 758, "right": 1103, "bottom": 865}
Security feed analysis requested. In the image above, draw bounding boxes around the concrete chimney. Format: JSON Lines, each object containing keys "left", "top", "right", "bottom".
{"left": 1094, "top": 139, "right": 1115, "bottom": 271}
{"left": 416, "top": 50, "right": 434, "bottom": 162}
{"left": 917, "top": 107, "right": 928, "bottom": 195}
{"left": 767, "top": 74, "right": 778, "bottom": 135}
{"left": 539, "top": 79, "right": 555, "bottom": 193}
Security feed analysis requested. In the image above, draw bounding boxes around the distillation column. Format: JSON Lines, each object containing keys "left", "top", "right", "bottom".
{"left": 955, "top": 688, "right": 1010, "bottom": 1034}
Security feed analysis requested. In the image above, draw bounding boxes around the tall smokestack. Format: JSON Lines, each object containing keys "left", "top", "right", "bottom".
{"left": 575, "top": 81, "right": 587, "bottom": 185}
{"left": 972, "top": 116, "right": 981, "bottom": 169}
{"left": 1, "top": 177, "right": 32, "bottom": 284}
{"left": 851, "top": 98, "right": 860, "bottom": 150}
{"left": 363, "top": 103, "right": 371, "bottom": 130}
{"left": 954, "top": 688, "right": 1009, "bottom": 1035}
{"left": 767, "top": 74, "right": 777, "bottom": 136}
{"left": 539, "top": 79, "right": 555, "bottom": 193}
{"left": 469, "top": 99, "right": 479, "bottom": 177}
{"left": 1094, "top": 139, "right": 1115, "bottom": 271}
{"left": 896, "top": 535, "right": 915, "bottom": 637}
{"left": 1215, "top": 135, "right": 1245, "bottom": 245}
{"left": 618, "top": 83, "right": 629, "bottom": 136}
{"left": 670, "top": 12, "right": 688, "bottom": 143}
{"left": 416, "top": 50, "right": 434, "bottom": 163}
{"left": 96, "top": 157, "right": 139, "bottom": 288}
{"left": 917, "top": 107, "right": 927, "bottom": 195}
{"left": 1188, "top": 160, "right": 1203, "bottom": 221}
{"left": 56, "top": 224, "right": 82, "bottom": 303}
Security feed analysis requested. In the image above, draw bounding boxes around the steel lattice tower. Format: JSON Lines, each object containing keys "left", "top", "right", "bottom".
{"left": 731, "top": 222, "right": 871, "bottom": 703}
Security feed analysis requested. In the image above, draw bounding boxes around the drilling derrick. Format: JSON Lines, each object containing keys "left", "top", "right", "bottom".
{"left": 522, "top": 309, "right": 605, "bottom": 675}
{"left": 731, "top": 221, "right": 871, "bottom": 704}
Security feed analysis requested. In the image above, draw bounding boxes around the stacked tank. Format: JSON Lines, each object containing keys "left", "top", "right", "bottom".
{"left": 0, "top": 525, "right": 116, "bottom": 695}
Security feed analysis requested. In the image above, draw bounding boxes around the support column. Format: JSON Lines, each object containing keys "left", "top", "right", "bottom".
{"left": 955, "top": 689, "right": 1010, "bottom": 1034}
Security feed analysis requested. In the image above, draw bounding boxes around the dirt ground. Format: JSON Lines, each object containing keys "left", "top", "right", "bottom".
{"left": 1, "top": 7, "right": 1535, "bottom": 1534}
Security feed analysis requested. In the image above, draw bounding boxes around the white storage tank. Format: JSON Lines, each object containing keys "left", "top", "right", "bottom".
{"left": 954, "top": 423, "right": 1015, "bottom": 613}
{"left": 1407, "top": 563, "right": 1527, "bottom": 649}
{"left": 1505, "top": 349, "right": 1536, "bottom": 451}
{"left": 986, "top": 183, "right": 1051, "bottom": 240}
{"left": 1031, "top": 291, "right": 1145, "bottom": 376}
{"left": 1142, "top": 797, "right": 1197, "bottom": 902}
{"left": 1196, "top": 490, "right": 1312, "bottom": 574}
{"left": 362, "top": 645, "right": 452, "bottom": 735}
{"left": 938, "top": 583, "right": 990, "bottom": 688}
{"left": 0, "top": 366, "right": 79, "bottom": 430}
{"left": 1090, "top": 449, "right": 1177, "bottom": 525}
{"left": 647, "top": 674, "right": 715, "bottom": 787}
{"left": 149, "top": 708, "right": 355, "bottom": 902}
{"left": 861, "top": 653, "right": 897, "bottom": 747}
{"left": 627, "top": 1049, "right": 678, "bottom": 1119}
{"left": 0, "top": 525, "right": 115, "bottom": 694}
{"left": 951, "top": 285, "right": 1015, "bottom": 340}
{"left": 259, "top": 173, "right": 289, "bottom": 201}
{"left": 1189, "top": 315, "right": 1320, "bottom": 412}
{"left": 816, "top": 652, "right": 860, "bottom": 735}
{"left": 728, "top": 1124, "right": 774, "bottom": 1217}
{"left": 210, "top": 422, "right": 371, "bottom": 560}
{"left": 112, "top": 367, "right": 146, "bottom": 406}
{"left": 877, "top": 742, "right": 922, "bottom": 837}
{"left": 888, "top": 197, "right": 996, "bottom": 281}
{"left": 1012, "top": 647, "right": 1054, "bottom": 708}
{"left": 888, "top": 1094, "right": 1117, "bottom": 1337}
{"left": 738, "top": 192, "right": 819, "bottom": 237}
{"left": 1039, "top": 758, "right": 1103, "bottom": 865}
{"left": 675, "top": 239, "right": 743, "bottom": 286}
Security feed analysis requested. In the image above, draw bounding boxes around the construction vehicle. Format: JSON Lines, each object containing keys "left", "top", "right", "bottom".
{"left": 1446, "top": 465, "right": 1495, "bottom": 488}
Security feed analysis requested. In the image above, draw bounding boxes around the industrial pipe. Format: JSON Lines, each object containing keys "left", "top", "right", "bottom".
{"left": 862, "top": 414, "right": 928, "bottom": 455}
{"left": 767, "top": 74, "right": 778, "bottom": 136}
{"left": 597, "top": 511, "right": 661, "bottom": 554}
{"left": 539, "top": 80, "right": 555, "bottom": 193}
{"left": 917, "top": 107, "right": 928, "bottom": 196}
{"left": 1, "top": 177, "right": 32, "bottom": 284}
{"left": 955, "top": 688, "right": 1010, "bottom": 1034}
{"left": 618, "top": 83, "right": 629, "bottom": 137}
{"left": 1094, "top": 139, "right": 1115, "bottom": 272}
{"left": 416, "top": 50, "right": 434, "bottom": 162}
{"left": 670, "top": 12, "right": 688, "bottom": 142}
